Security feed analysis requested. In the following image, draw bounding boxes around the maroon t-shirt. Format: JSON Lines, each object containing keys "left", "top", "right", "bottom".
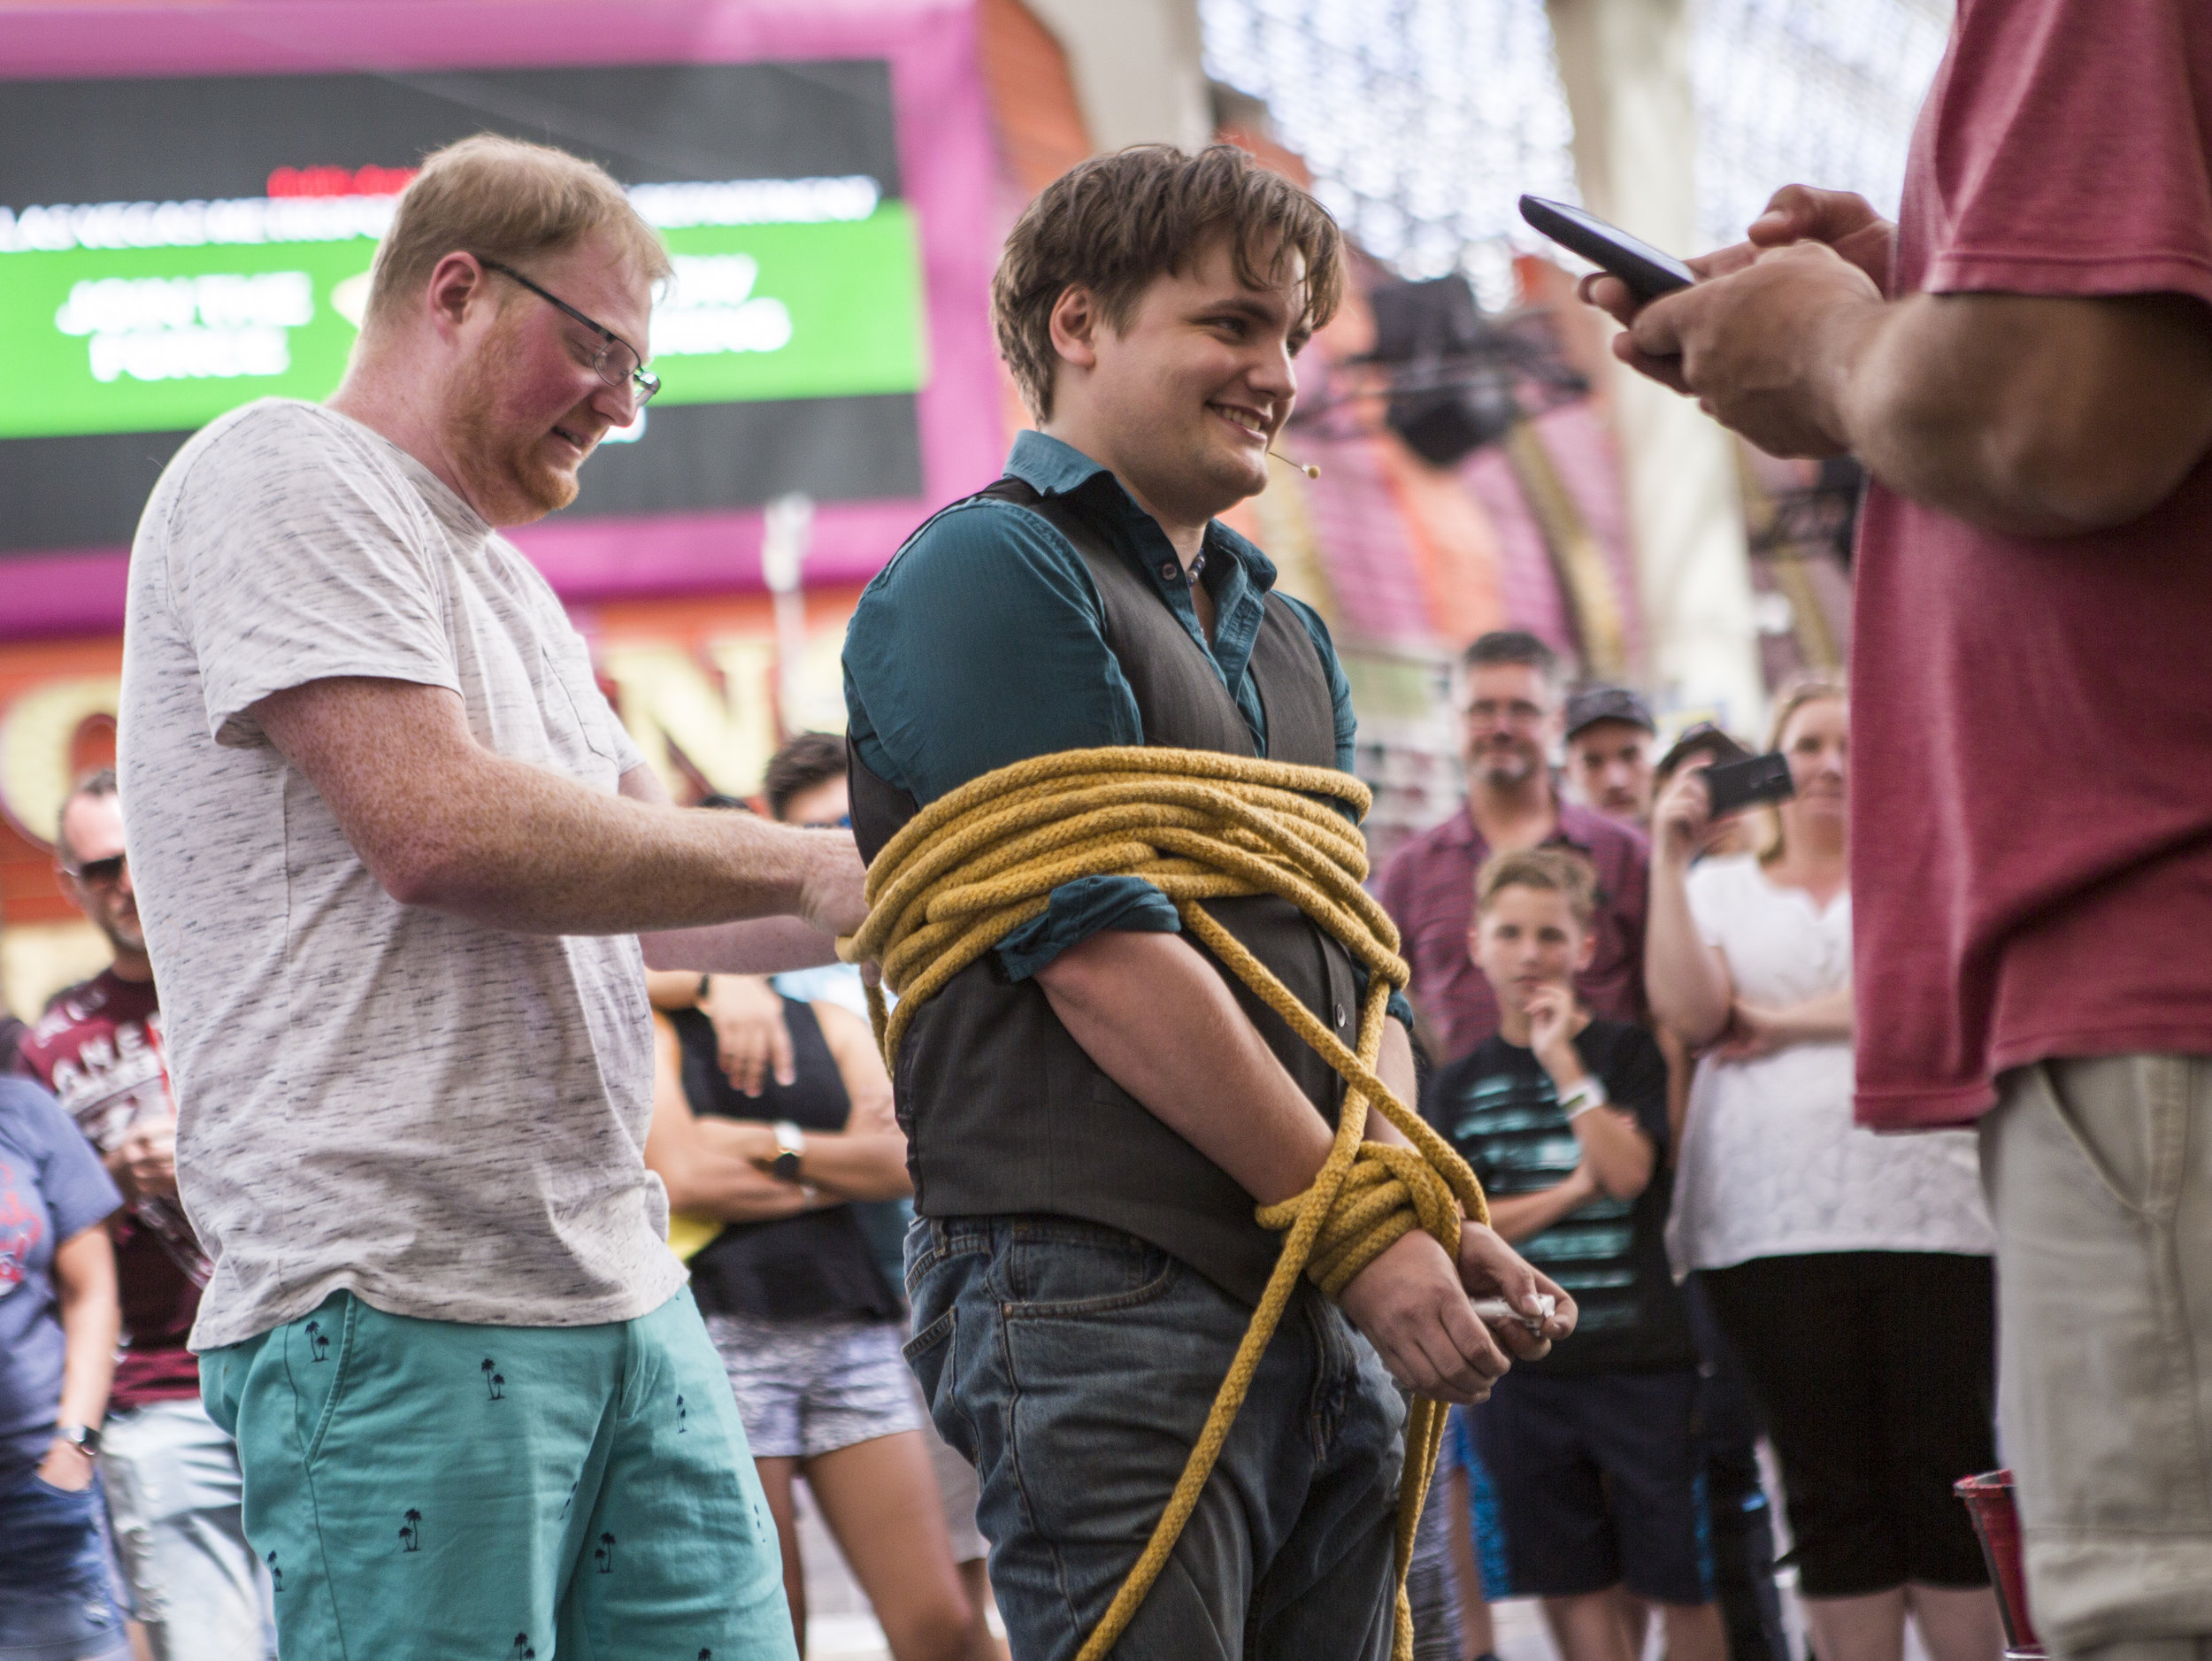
{"left": 17, "top": 971, "right": 204, "bottom": 1403}
{"left": 1374, "top": 799, "right": 1649, "bottom": 1062}
{"left": 1853, "top": 0, "right": 2212, "bottom": 1129}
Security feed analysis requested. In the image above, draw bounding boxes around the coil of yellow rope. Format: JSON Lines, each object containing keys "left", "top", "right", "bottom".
{"left": 839, "top": 746, "right": 1490, "bottom": 1661}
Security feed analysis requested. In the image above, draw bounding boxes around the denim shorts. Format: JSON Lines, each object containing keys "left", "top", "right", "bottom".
{"left": 903, "top": 1213, "right": 1407, "bottom": 1661}
{"left": 100, "top": 1396, "right": 274, "bottom": 1661}
{"left": 0, "top": 1472, "right": 130, "bottom": 1661}
{"left": 703, "top": 1310, "right": 922, "bottom": 1459}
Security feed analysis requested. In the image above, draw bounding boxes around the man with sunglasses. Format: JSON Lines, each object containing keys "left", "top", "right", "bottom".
{"left": 16, "top": 771, "right": 269, "bottom": 1661}
{"left": 115, "top": 134, "right": 864, "bottom": 1660}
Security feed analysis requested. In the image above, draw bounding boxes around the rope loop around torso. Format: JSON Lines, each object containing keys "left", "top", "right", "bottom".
{"left": 838, "top": 746, "right": 1487, "bottom": 1661}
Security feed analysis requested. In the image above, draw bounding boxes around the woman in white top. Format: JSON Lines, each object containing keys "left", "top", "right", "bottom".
{"left": 1646, "top": 681, "right": 2001, "bottom": 1661}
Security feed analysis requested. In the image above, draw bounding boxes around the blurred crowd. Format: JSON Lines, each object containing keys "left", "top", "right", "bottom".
{"left": 0, "top": 627, "right": 2005, "bottom": 1661}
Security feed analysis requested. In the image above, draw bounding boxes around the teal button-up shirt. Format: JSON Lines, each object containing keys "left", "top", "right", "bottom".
{"left": 844, "top": 432, "right": 1380, "bottom": 983}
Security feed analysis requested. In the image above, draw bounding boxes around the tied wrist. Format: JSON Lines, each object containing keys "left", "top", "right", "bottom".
{"left": 1559, "top": 1077, "right": 1609, "bottom": 1120}
{"left": 1256, "top": 1140, "right": 1463, "bottom": 1302}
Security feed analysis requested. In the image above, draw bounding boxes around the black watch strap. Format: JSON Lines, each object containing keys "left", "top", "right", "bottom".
{"left": 58, "top": 1422, "right": 102, "bottom": 1456}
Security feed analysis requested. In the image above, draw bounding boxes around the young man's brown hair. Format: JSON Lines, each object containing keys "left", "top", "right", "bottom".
{"left": 991, "top": 142, "right": 1346, "bottom": 419}
{"left": 760, "top": 731, "right": 848, "bottom": 823}
{"left": 1476, "top": 845, "right": 1599, "bottom": 925}
{"left": 365, "top": 133, "right": 673, "bottom": 331}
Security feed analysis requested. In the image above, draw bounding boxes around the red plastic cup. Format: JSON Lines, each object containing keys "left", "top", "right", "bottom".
{"left": 1955, "top": 1469, "right": 2044, "bottom": 1659}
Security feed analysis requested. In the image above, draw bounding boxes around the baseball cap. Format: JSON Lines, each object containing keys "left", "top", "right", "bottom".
{"left": 1563, "top": 686, "right": 1655, "bottom": 742}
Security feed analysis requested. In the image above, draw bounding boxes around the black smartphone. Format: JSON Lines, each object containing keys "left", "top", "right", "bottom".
{"left": 1518, "top": 196, "right": 1696, "bottom": 302}
{"left": 1703, "top": 751, "right": 1795, "bottom": 817}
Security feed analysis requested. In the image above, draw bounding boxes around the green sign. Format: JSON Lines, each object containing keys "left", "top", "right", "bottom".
{"left": 0, "top": 204, "right": 926, "bottom": 441}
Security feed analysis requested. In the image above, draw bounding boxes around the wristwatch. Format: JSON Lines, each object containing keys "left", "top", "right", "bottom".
{"left": 770, "top": 1120, "right": 806, "bottom": 1183}
{"left": 1560, "top": 1076, "right": 1611, "bottom": 1119}
{"left": 56, "top": 1423, "right": 102, "bottom": 1457}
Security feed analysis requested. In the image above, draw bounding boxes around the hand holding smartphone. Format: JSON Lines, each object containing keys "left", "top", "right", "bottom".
{"left": 1703, "top": 751, "right": 1795, "bottom": 816}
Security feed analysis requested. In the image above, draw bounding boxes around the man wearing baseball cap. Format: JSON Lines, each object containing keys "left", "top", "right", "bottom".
{"left": 1563, "top": 687, "right": 1657, "bottom": 829}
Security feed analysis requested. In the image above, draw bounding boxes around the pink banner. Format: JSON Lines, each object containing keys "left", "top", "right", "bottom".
{"left": 0, "top": 0, "right": 1003, "bottom": 638}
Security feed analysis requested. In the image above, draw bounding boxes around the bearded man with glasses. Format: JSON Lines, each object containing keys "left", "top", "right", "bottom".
{"left": 1375, "top": 631, "right": 1652, "bottom": 1066}
{"left": 114, "top": 133, "right": 864, "bottom": 1661}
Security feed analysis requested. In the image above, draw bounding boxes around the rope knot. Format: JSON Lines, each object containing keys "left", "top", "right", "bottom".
{"left": 1256, "top": 1139, "right": 1465, "bottom": 1300}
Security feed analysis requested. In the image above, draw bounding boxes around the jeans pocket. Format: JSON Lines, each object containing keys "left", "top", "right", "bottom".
{"left": 902, "top": 1306, "right": 977, "bottom": 1465}
{"left": 0, "top": 1476, "right": 104, "bottom": 1588}
{"left": 1000, "top": 1228, "right": 1180, "bottom": 1318}
{"left": 902, "top": 1306, "right": 956, "bottom": 1378}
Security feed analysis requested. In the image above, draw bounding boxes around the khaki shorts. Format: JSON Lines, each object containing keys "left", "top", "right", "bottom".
{"left": 1985, "top": 1057, "right": 2212, "bottom": 1659}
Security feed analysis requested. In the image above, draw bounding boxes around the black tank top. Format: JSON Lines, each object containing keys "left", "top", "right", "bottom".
{"left": 676, "top": 998, "right": 902, "bottom": 1323}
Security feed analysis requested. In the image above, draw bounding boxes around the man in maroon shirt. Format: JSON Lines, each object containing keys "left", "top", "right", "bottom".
{"left": 1586, "top": 4, "right": 2212, "bottom": 1655}
{"left": 1375, "top": 632, "right": 1649, "bottom": 1064}
{"left": 18, "top": 772, "right": 271, "bottom": 1658}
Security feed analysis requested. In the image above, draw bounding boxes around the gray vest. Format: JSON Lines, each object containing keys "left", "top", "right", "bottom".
{"left": 849, "top": 476, "right": 1360, "bottom": 1304}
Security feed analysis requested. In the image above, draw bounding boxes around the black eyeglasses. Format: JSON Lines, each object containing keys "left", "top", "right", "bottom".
{"left": 65, "top": 853, "right": 127, "bottom": 888}
{"left": 477, "top": 258, "right": 661, "bottom": 408}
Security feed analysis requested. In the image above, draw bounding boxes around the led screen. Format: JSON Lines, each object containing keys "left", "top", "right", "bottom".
{"left": 0, "top": 61, "right": 927, "bottom": 555}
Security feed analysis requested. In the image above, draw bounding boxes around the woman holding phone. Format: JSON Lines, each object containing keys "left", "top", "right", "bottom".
{"left": 1645, "top": 680, "right": 2002, "bottom": 1661}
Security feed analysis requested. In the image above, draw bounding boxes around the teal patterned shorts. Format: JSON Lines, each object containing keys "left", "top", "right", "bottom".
{"left": 200, "top": 1285, "right": 794, "bottom": 1661}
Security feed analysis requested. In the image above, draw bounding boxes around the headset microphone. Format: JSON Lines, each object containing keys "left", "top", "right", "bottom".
{"left": 1267, "top": 450, "right": 1321, "bottom": 480}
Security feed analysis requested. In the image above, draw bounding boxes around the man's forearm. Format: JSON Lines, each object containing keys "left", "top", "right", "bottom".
{"left": 1035, "top": 929, "right": 1335, "bottom": 1206}
{"left": 392, "top": 747, "right": 831, "bottom": 934}
{"left": 251, "top": 678, "right": 863, "bottom": 941}
{"left": 1614, "top": 232, "right": 2212, "bottom": 538}
{"left": 1359, "top": 1019, "right": 1420, "bottom": 1153}
{"left": 641, "top": 916, "right": 840, "bottom": 974}
{"left": 1835, "top": 291, "right": 2212, "bottom": 536}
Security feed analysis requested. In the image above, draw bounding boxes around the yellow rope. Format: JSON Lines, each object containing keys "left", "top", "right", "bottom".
{"left": 840, "top": 746, "right": 1490, "bottom": 1661}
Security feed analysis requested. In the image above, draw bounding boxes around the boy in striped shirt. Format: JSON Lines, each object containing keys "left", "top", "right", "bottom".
{"left": 1423, "top": 847, "right": 1720, "bottom": 1661}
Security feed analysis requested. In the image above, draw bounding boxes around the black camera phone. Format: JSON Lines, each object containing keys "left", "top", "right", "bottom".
{"left": 1517, "top": 196, "right": 1695, "bottom": 303}
{"left": 1703, "top": 751, "right": 1795, "bottom": 817}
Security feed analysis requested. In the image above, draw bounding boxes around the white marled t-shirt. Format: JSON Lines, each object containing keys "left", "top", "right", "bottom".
{"left": 1667, "top": 855, "right": 1994, "bottom": 1273}
{"left": 118, "top": 399, "right": 683, "bottom": 1350}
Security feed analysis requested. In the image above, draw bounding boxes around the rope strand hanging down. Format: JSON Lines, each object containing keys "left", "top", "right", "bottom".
{"left": 840, "top": 746, "right": 1491, "bottom": 1661}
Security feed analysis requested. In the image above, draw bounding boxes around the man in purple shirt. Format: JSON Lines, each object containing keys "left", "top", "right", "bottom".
{"left": 1377, "top": 632, "right": 1649, "bottom": 1063}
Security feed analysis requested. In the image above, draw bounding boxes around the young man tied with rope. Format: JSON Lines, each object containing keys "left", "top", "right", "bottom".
{"left": 841, "top": 144, "right": 1577, "bottom": 1661}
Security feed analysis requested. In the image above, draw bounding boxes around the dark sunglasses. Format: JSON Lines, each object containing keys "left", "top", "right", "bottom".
{"left": 65, "top": 853, "right": 127, "bottom": 888}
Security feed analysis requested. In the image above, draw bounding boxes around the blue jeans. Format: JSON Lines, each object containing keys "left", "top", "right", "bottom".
{"left": 903, "top": 1215, "right": 1406, "bottom": 1661}
{"left": 0, "top": 1472, "right": 130, "bottom": 1661}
